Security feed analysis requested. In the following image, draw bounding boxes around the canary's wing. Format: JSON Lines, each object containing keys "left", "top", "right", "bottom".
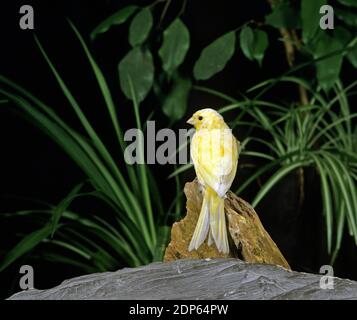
{"left": 191, "top": 128, "right": 239, "bottom": 197}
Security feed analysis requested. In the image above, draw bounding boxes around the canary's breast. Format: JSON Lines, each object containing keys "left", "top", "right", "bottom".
{"left": 191, "top": 127, "right": 239, "bottom": 194}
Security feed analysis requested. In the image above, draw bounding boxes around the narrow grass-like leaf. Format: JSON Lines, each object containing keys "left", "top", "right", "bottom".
{"left": 0, "top": 223, "right": 54, "bottom": 272}
{"left": 153, "top": 226, "right": 170, "bottom": 262}
{"left": 39, "top": 252, "right": 97, "bottom": 273}
{"left": 235, "top": 151, "right": 301, "bottom": 194}
{"left": 128, "top": 75, "right": 156, "bottom": 249}
{"left": 330, "top": 201, "right": 345, "bottom": 264}
{"left": 168, "top": 163, "right": 193, "bottom": 179}
{"left": 252, "top": 161, "right": 308, "bottom": 207}
{"left": 68, "top": 20, "right": 139, "bottom": 194}
{"left": 193, "top": 85, "right": 237, "bottom": 103}
{"left": 33, "top": 38, "right": 147, "bottom": 238}
{"left": 240, "top": 151, "right": 275, "bottom": 161}
{"left": 311, "top": 154, "right": 333, "bottom": 253}
{"left": 50, "top": 182, "right": 84, "bottom": 237}
{"left": 322, "top": 152, "right": 357, "bottom": 240}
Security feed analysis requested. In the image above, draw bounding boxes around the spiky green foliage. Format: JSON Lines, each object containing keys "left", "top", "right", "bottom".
{"left": 0, "top": 22, "right": 174, "bottom": 273}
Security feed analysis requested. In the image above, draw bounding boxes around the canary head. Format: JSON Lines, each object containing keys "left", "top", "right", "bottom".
{"left": 187, "top": 108, "right": 226, "bottom": 130}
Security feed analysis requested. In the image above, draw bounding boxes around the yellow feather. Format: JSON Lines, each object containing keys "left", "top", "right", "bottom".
{"left": 187, "top": 108, "right": 239, "bottom": 254}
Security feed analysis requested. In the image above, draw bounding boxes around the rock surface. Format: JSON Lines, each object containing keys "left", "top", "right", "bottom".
{"left": 164, "top": 180, "right": 290, "bottom": 270}
{"left": 8, "top": 259, "right": 357, "bottom": 300}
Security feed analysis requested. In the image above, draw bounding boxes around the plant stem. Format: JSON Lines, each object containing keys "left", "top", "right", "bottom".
{"left": 266, "top": 0, "right": 309, "bottom": 106}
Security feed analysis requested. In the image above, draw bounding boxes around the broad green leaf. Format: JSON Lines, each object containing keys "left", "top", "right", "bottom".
{"left": 252, "top": 30, "right": 268, "bottom": 66}
{"left": 159, "top": 19, "right": 190, "bottom": 75}
{"left": 334, "top": 26, "right": 352, "bottom": 46}
{"left": 314, "top": 33, "right": 344, "bottom": 91}
{"left": 347, "top": 45, "right": 357, "bottom": 68}
{"left": 337, "top": 0, "right": 357, "bottom": 8}
{"left": 240, "top": 26, "right": 254, "bottom": 60}
{"left": 334, "top": 27, "right": 354, "bottom": 69}
{"left": 335, "top": 8, "right": 357, "bottom": 27}
{"left": 118, "top": 47, "right": 154, "bottom": 102}
{"left": 301, "top": 0, "right": 326, "bottom": 44}
{"left": 240, "top": 26, "right": 268, "bottom": 66}
{"left": 193, "top": 31, "right": 236, "bottom": 80}
{"left": 265, "top": 3, "right": 300, "bottom": 29}
{"left": 162, "top": 75, "right": 191, "bottom": 121}
{"left": 90, "top": 5, "right": 138, "bottom": 40}
{"left": 129, "top": 8, "right": 153, "bottom": 47}
{"left": 0, "top": 224, "right": 53, "bottom": 272}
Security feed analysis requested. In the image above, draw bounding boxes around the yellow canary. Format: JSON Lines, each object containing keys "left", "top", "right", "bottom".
{"left": 187, "top": 108, "right": 239, "bottom": 254}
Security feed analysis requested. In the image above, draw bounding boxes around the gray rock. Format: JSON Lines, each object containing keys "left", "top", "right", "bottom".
{"left": 8, "top": 259, "right": 357, "bottom": 300}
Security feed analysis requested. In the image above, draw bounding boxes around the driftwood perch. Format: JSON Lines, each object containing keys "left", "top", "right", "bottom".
{"left": 164, "top": 180, "right": 290, "bottom": 270}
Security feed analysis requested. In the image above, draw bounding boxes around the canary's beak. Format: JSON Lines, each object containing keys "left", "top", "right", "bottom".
{"left": 186, "top": 117, "right": 195, "bottom": 125}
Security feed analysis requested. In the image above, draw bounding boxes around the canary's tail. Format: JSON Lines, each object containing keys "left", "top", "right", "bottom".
{"left": 188, "top": 187, "right": 229, "bottom": 254}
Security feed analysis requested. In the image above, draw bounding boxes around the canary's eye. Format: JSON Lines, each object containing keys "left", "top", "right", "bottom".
{"left": 198, "top": 116, "right": 203, "bottom": 121}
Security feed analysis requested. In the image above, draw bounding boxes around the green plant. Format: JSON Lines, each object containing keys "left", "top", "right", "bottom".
{"left": 238, "top": 78, "right": 357, "bottom": 263}
{"left": 90, "top": 2, "right": 192, "bottom": 124}
{"left": 1, "top": 0, "right": 357, "bottom": 276}
{"left": 172, "top": 76, "right": 357, "bottom": 262}
{"left": 169, "top": 0, "right": 357, "bottom": 261}
{"left": 0, "top": 21, "right": 176, "bottom": 272}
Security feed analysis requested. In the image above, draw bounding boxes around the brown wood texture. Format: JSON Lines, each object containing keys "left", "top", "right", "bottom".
{"left": 164, "top": 179, "right": 291, "bottom": 270}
